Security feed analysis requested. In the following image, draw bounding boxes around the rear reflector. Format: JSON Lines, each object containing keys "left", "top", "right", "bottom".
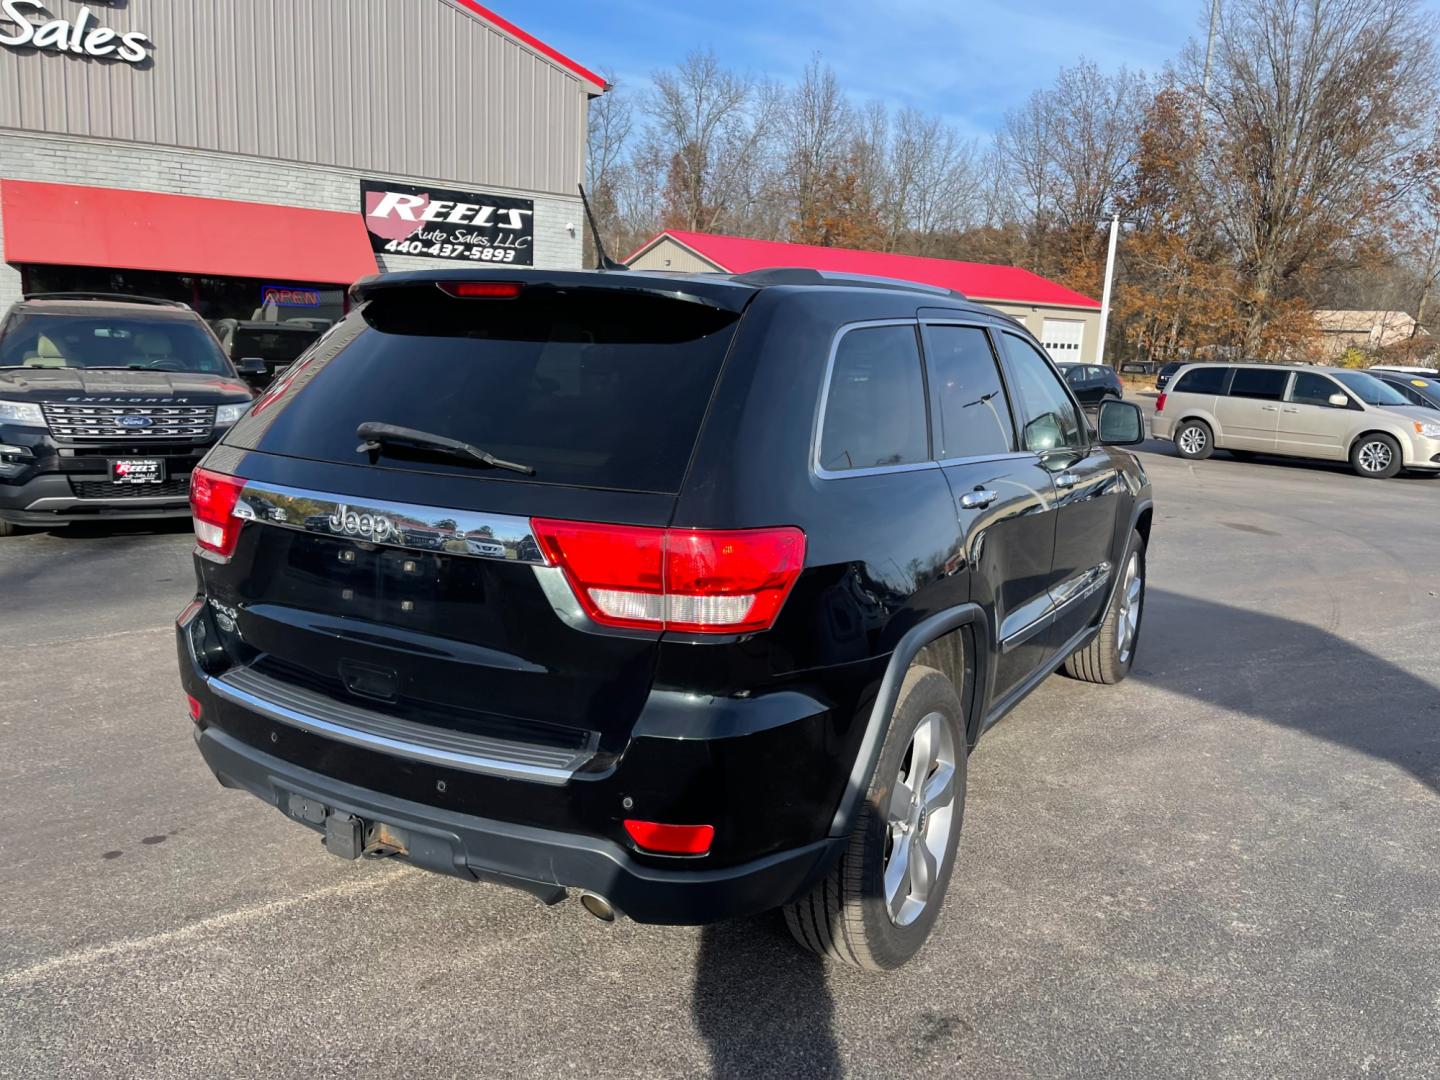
{"left": 186, "top": 693, "right": 203, "bottom": 722}
{"left": 437, "top": 281, "right": 523, "bottom": 299}
{"left": 1155, "top": 392, "right": 1167, "bottom": 414}
{"left": 531, "top": 519, "right": 805, "bottom": 634}
{"left": 623, "top": 820, "right": 715, "bottom": 855}
{"left": 189, "top": 467, "right": 246, "bottom": 559}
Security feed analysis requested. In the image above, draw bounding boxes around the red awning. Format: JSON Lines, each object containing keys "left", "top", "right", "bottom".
{"left": 0, "top": 179, "right": 377, "bottom": 284}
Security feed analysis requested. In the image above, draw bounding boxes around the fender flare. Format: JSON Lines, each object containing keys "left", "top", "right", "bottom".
{"left": 827, "top": 603, "right": 988, "bottom": 838}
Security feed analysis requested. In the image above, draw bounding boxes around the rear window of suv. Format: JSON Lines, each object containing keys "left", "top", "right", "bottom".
{"left": 230, "top": 288, "right": 739, "bottom": 493}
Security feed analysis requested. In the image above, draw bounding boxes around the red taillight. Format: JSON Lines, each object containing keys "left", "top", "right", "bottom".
{"left": 437, "top": 281, "right": 523, "bottom": 299}
{"left": 1155, "top": 392, "right": 1167, "bottom": 414}
{"left": 531, "top": 519, "right": 805, "bottom": 634}
{"left": 186, "top": 693, "right": 203, "bottom": 722}
{"left": 189, "top": 467, "right": 245, "bottom": 558}
{"left": 623, "top": 820, "right": 715, "bottom": 855}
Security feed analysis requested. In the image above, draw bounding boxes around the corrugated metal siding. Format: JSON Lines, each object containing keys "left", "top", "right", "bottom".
{"left": 0, "top": 0, "right": 590, "bottom": 195}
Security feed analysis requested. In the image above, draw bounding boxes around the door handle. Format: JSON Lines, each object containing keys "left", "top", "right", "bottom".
{"left": 1261, "top": 405, "right": 1279, "bottom": 411}
{"left": 1281, "top": 407, "right": 1298, "bottom": 413}
{"left": 960, "top": 489, "right": 998, "bottom": 510}
{"left": 1054, "top": 471, "right": 1078, "bottom": 490}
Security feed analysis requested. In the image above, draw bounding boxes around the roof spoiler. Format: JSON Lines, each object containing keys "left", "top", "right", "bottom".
{"left": 349, "top": 269, "right": 756, "bottom": 314}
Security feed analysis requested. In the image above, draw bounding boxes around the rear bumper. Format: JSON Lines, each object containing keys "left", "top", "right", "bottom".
{"left": 194, "top": 723, "right": 841, "bottom": 923}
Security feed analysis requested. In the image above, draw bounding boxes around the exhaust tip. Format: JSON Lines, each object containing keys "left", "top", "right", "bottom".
{"left": 579, "top": 891, "right": 616, "bottom": 922}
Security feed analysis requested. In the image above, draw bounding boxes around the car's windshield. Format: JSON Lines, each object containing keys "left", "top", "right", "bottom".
{"left": 0, "top": 313, "right": 230, "bottom": 374}
{"left": 1331, "top": 369, "right": 1410, "bottom": 407}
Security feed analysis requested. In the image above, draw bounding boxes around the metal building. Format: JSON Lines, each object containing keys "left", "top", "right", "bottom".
{"left": 0, "top": 0, "right": 605, "bottom": 322}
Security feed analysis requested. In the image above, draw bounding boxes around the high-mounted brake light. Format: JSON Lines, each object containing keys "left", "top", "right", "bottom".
{"left": 1155, "top": 392, "right": 1167, "bottom": 414}
{"left": 531, "top": 520, "right": 806, "bottom": 634}
{"left": 623, "top": 820, "right": 715, "bottom": 855}
{"left": 437, "top": 281, "right": 523, "bottom": 299}
{"left": 189, "top": 467, "right": 246, "bottom": 558}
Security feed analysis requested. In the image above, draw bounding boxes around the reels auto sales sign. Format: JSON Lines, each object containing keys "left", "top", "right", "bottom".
{"left": 361, "top": 180, "right": 534, "bottom": 266}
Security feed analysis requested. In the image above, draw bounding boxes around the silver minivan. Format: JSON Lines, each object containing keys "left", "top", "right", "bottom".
{"left": 1152, "top": 363, "right": 1440, "bottom": 479}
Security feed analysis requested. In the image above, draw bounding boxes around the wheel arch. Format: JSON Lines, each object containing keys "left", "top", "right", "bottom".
{"left": 1347, "top": 427, "right": 1406, "bottom": 462}
{"left": 827, "top": 604, "right": 988, "bottom": 839}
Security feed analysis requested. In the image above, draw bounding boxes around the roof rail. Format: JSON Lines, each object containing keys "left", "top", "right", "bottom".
{"left": 727, "top": 267, "right": 967, "bottom": 300}
{"left": 20, "top": 291, "right": 192, "bottom": 309}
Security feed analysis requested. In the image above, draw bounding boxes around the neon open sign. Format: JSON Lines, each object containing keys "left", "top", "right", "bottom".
{"left": 261, "top": 286, "right": 322, "bottom": 308}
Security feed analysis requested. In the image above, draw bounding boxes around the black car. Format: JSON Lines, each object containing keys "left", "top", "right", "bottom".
{"left": 1056, "top": 361, "right": 1125, "bottom": 406}
{"left": 176, "top": 267, "right": 1152, "bottom": 970}
{"left": 0, "top": 294, "right": 255, "bottom": 536}
{"left": 1367, "top": 370, "right": 1440, "bottom": 410}
{"left": 1155, "top": 360, "right": 1185, "bottom": 391}
{"left": 212, "top": 319, "right": 326, "bottom": 391}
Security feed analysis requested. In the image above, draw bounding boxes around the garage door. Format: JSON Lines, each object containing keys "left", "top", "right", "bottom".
{"left": 1041, "top": 318, "right": 1085, "bottom": 361}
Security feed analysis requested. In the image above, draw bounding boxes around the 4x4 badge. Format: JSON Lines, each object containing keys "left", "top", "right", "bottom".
{"left": 328, "top": 504, "right": 397, "bottom": 542}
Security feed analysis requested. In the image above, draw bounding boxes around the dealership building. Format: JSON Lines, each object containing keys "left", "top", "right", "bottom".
{"left": 0, "top": 0, "right": 604, "bottom": 323}
{"left": 627, "top": 230, "right": 1104, "bottom": 362}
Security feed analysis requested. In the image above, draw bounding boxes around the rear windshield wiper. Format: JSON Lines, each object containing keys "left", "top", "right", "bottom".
{"left": 355, "top": 422, "right": 535, "bottom": 476}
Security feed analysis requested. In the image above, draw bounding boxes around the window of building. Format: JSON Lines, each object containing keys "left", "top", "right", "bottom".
{"left": 819, "top": 324, "right": 929, "bottom": 472}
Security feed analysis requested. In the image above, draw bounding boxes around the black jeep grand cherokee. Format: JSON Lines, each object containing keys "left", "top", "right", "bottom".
{"left": 0, "top": 294, "right": 256, "bottom": 535}
{"left": 177, "top": 268, "right": 1152, "bottom": 970}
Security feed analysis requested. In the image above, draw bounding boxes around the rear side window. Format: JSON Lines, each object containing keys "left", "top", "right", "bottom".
{"left": 819, "top": 324, "right": 928, "bottom": 472}
{"left": 1289, "top": 372, "right": 1340, "bottom": 406}
{"left": 1172, "top": 366, "right": 1228, "bottom": 395}
{"left": 228, "top": 288, "right": 738, "bottom": 493}
{"left": 1229, "top": 368, "right": 1288, "bottom": 401}
{"left": 924, "top": 325, "right": 1014, "bottom": 459}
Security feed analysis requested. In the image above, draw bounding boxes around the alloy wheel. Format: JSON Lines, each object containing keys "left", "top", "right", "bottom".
{"left": 1357, "top": 440, "right": 1392, "bottom": 474}
{"left": 1117, "top": 551, "right": 1143, "bottom": 664}
{"left": 883, "top": 711, "right": 958, "bottom": 927}
{"left": 1178, "top": 425, "right": 1207, "bottom": 455}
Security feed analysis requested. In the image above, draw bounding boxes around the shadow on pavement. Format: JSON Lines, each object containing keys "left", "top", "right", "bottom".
{"left": 1137, "top": 588, "right": 1440, "bottom": 795}
{"left": 692, "top": 915, "right": 842, "bottom": 1079}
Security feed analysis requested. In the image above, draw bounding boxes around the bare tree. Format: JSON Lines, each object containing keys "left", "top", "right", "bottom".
{"left": 583, "top": 73, "right": 632, "bottom": 264}
{"left": 777, "top": 56, "right": 854, "bottom": 242}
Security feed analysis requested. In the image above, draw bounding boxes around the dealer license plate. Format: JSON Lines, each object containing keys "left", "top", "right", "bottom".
{"left": 109, "top": 458, "right": 166, "bottom": 485}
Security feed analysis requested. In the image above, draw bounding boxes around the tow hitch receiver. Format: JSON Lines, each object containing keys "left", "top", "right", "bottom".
{"left": 323, "top": 812, "right": 363, "bottom": 860}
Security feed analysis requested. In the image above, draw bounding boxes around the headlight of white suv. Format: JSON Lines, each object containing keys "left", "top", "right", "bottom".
{"left": 215, "top": 403, "right": 249, "bottom": 425}
{"left": 1414, "top": 420, "right": 1440, "bottom": 439}
{"left": 0, "top": 400, "right": 45, "bottom": 426}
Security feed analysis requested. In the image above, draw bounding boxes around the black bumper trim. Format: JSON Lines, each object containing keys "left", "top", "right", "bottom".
{"left": 195, "top": 725, "right": 842, "bottom": 924}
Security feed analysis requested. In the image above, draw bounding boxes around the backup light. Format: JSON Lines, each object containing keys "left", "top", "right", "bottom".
{"left": 189, "top": 467, "right": 246, "bottom": 558}
{"left": 623, "top": 820, "right": 715, "bottom": 855}
{"left": 531, "top": 519, "right": 805, "bottom": 634}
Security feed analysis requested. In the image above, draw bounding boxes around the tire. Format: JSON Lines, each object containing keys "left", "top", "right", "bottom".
{"left": 1350, "top": 433, "right": 1402, "bottom": 479}
{"left": 1064, "top": 530, "right": 1146, "bottom": 685}
{"left": 783, "top": 666, "right": 967, "bottom": 971}
{"left": 1174, "top": 419, "right": 1213, "bottom": 460}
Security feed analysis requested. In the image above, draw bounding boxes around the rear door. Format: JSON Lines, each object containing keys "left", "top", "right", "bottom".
{"left": 920, "top": 319, "right": 1058, "bottom": 701}
{"left": 996, "top": 332, "right": 1121, "bottom": 654}
{"left": 1215, "top": 368, "right": 1287, "bottom": 450}
{"left": 202, "top": 283, "right": 745, "bottom": 757}
{"left": 1276, "top": 371, "right": 1353, "bottom": 459}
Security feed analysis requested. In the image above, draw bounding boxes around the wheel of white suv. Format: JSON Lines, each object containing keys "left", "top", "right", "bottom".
{"left": 783, "top": 665, "right": 966, "bottom": 971}
{"left": 1350, "top": 433, "right": 1402, "bottom": 479}
{"left": 1064, "top": 529, "right": 1146, "bottom": 685}
{"left": 1174, "top": 419, "right": 1213, "bottom": 460}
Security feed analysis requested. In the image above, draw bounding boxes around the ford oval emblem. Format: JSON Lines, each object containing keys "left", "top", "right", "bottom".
{"left": 118, "top": 415, "right": 153, "bottom": 428}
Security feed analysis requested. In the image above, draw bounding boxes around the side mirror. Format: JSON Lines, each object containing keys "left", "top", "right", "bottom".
{"left": 1097, "top": 399, "right": 1145, "bottom": 446}
{"left": 1327, "top": 392, "right": 1349, "bottom": 408}
{"left": 235, "top": 356, "right": 268, "bottom": 376}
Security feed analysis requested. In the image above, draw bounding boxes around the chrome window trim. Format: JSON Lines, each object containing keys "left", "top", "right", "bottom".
{"left": 233, "top": 479, "right": 547, "bottom": 564}
{"left": 812, "top": 318, "right": 933, "bottom": 480}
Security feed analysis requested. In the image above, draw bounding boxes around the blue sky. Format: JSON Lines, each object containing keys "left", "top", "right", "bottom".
{"left": 505, "top": 0, "right": 1206, "bottom": 138}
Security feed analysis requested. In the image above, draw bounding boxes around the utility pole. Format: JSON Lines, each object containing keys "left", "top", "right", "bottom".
{"left": 1201, "top": 0, "right": 1220, "bottom": 101}
{"left": 1096, "top": 212, "right": 1120, "bottom": 366}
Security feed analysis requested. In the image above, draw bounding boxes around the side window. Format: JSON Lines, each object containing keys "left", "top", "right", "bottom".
{"left": 1289, "top": 372, "right": 1340, "bottom": 406}
{"left": 998, "top": 333, "right": 1085, "bottom": 454}
{"left": 1172, "top": 366, "right": 1228, "bottom": 395}
{"left": 924, "top": 324, "right": 1015, "bottom": 459}
{"left": 819, "top": 324, "right": 928, "bottom": 472}
{"left": 1229, "top": 368, "right": 1288, "bottom": 401}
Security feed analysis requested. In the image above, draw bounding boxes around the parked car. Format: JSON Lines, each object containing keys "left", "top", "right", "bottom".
{"left": 1119, "top": 360, "right": 1158, "bottom": 376}
{"left": 1152, "top": 362, "right": 1440, "bottom": 478}
{"left": 176, "top": 266, "right": 1152, "bottom": 971}
{"left": 0, "top": 293, "right": 255, "bottom": 536}
{"left": 1368, "top": 364, "right": 1439, "bottom": 377}
{"left": 1367, "top": 370, "right": 1440, "bottom": 411}
{"left": 1155, "top": 360, "right": 1186, "bottom": 391}
{"left": 212, "top": 319, "right": 325, "bottom": 390}
{"left": 1056, "top": 361, "right": 1125, "bottom": 406}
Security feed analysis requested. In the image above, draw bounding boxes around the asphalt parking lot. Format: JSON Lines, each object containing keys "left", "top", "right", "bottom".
{"left": 3, "top": 428, "right": 1439, "bottom": 1079}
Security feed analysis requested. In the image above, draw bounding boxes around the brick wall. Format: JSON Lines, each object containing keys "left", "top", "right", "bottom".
{"left": 0, "top": 130, "right": 583, "bottom": 311}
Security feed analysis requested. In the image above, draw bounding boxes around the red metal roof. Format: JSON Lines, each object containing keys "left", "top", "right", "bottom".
{"left": 453, "top": 1, "right": 606, "bottom": 92}
{"left": 1, "top": 180, "right": 378, "bottom": 284}
{"left": 633, "top": 230, "right": 1100, "bottom": 310}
